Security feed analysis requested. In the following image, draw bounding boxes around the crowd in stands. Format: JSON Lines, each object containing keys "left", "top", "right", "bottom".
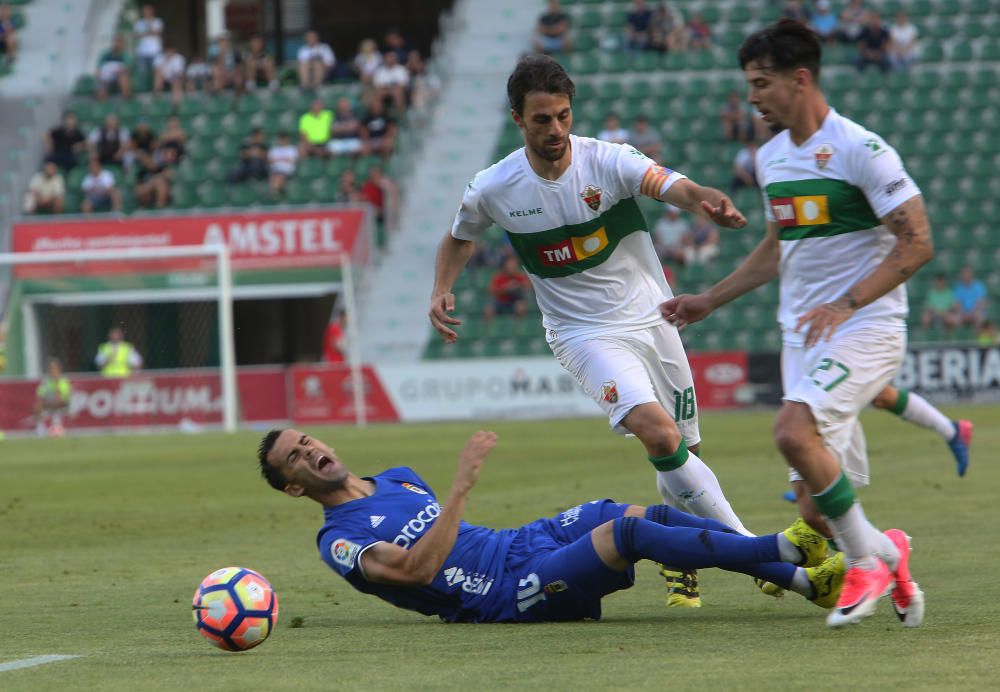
{"left": 0, "top": 2, "right": 18, "bottom": 67}
{"left": 921, "top": 267, "right": 992, "bottom": 337}
{"left": 24, "top": 4, "right": 434, "bottom": 223}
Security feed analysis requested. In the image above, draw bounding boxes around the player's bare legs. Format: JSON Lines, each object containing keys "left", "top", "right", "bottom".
{"left": 621, "top": 402, "right": 750, "bottom": 536}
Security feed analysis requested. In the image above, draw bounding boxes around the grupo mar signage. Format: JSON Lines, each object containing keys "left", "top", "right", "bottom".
{"left": 11, "top": 206, "right": 370, "bottom": 277}
{"left": 895, "top": 343, "right": 1000, "bottom": 402}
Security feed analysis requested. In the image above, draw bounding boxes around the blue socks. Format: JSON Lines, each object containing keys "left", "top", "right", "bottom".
{"left": 613, "top": 516, "right": 796, "bottom": 589}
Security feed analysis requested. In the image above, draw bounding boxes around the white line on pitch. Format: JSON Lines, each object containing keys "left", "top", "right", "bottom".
{"left": 0, "top": 655, "right": 82, "bottom": 673}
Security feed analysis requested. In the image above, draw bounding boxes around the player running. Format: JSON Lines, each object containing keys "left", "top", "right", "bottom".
{"left": 662, "top": 20, "right": 927, "bottom": 628}
{"left": 429, "top": 55, "right": 752, "bottom": 607}
{"left": 257, "top": 428, "right": 846, "bottom": 623}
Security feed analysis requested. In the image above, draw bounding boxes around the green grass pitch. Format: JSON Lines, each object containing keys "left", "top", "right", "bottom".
{"left": 1, "top": 405, "right": 996, "bottom": 691}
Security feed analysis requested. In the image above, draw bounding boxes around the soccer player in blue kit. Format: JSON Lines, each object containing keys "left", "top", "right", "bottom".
{"left": 258, "top": 429, "right": 848, "bottom": 623}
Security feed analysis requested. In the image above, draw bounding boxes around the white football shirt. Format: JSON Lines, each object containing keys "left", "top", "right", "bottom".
{"left": 452, "top": 135, "right": 686, "bottom": 338}
{"left": 756, "top": 108, "right": 921, "bottom": 346}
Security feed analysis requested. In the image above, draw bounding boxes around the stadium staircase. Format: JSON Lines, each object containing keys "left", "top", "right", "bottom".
{"left": 418, "top": 0, "right": 1000, "bottom": 360}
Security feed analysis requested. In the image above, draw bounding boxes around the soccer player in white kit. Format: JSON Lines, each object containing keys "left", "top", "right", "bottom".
{"left": 429, "top": 55, "right": 754, "bottom": 607}
{"left": 663, "top": 20, "right": 928, "bottom": 627}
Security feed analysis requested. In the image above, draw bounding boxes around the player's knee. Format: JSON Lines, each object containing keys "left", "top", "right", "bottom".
{"left": 871, "top": 389, "right": 893, "bottom": 410}
{"left": 611, "top": 516, "right": 641, "bottom": 563}
{"left": 773, "top": 404, "right": 815, "bottom": 458}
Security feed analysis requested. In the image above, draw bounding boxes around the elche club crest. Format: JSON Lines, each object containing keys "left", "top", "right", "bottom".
{"left": 814, "top": 143, "right": 834, "bottom": 170}
{"left": 580, "top": 184, "right": 602, "bottom": 211}
{"left": 601, "top": 380, "right": 618, "bottom": 404}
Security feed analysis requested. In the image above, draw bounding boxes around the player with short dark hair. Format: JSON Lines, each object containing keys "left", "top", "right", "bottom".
{"left": 663, "top": 20, "right": 930, "bottom": 627}
{"left": 429, "top": 53, "right": 753, "bottom": 609}
{"left": 258, "top": 429, "right": 844, "bottom": 623}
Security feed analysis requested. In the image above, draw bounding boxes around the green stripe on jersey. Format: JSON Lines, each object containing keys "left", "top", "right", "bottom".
{"left": 765, "top": 178, "right": 880, "bottom": 241}
{"left": 505, "top": 198, "right": 647, "bottom": 278}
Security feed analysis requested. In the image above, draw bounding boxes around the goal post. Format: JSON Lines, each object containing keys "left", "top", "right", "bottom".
{"left": 0, "top": 245, "right": 239, "bottom": 433}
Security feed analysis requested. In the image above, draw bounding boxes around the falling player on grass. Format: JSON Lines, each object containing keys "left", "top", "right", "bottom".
{"left": 662, "top": 20, "right": 927, "bottom": 628}
{"left": 429, "top": 55, "right": 753, "bottom": 608}
{"left": 258, "top": 429, "right": 846, "bottom": 623}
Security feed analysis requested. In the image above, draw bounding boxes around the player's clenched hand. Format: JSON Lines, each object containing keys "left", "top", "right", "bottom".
{"left": 660, "top": 293, "right": 714, "bottom": 329}
{"left": 454, "top": 431, "right": 497, "bottom": 493}
{"left": 429, "top": 292, "right": 462, "bottom": 343}
{"left": 795, "top": 298, "right": 856, "bottom": 347}
{"left": 700, "top": 197, "right": 747, "bottom": 228}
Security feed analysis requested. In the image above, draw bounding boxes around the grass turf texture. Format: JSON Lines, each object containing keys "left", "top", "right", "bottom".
{"left": 1, "top": 406, "right": 995, "bottom": 691}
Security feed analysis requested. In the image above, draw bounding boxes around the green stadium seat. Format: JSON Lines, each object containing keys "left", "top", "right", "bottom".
{"left": 577, "top": 9, "right": 602, "bottom": 30}
{"left": 171, "top": 182, "right": 197, "bottom": 209}
{"left": 196, "top": 183, "right": 226, "bottom": 207}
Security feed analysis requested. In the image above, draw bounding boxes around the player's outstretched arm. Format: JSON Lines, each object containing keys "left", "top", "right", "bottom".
{"left": 429, "top": 233, "right": 476, "bottom": 343}
{"left": 662, "top": 222, "right": 780, "bottom": 328}
{"left": 795, "top": 195, "right": 933, "bottom": 346}
{"left": 659, "top": 178, "right": 748, "bottom": 229}
{"left": 361, "top": 431, "right": 497, "bottom": 587}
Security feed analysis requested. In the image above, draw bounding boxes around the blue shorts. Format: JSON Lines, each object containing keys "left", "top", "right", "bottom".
{"left": 504, "top": 499, "right": 635, "bottom": 622}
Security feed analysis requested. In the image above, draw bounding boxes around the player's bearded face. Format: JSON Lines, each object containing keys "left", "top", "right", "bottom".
{"left": 744, "top": 61, "right": 799, "bottom": 130}
{"left": 274, "top": 430, "right": 348, "bottom": 493}
{"left": 517, "top": 92, "right": 573, "bottom": 162}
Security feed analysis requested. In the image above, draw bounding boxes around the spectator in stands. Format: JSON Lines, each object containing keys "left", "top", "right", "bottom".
{"left": 951, "top": 266, "right": 988, "bottom": 329}
{"left": 299, "top": 98, "right": 333, "bottom": 158}
{"left": 185, "top": 53, "right": 212, "bottom": 91}
{"left": 353, "top": 38, "right": 382, "bottom": 86}
{"left": 328, "top": 98, "right": 364, "bottom": 158}
{"left": 888, "top": 10, "right": 918, "bottom": 72}
{"left": 373, "top": 50, "right": 410, "bottom": 112}
{"left": 720, "top": 90, "right": 753, "bottom": 141}
{"left": 80, "top": 158, "right": 122, "bottom": 213}
{"left": 134, "top": 144, "right": 177, "bottom": 209}
{"left": 597, "top": 113, "right": 629, "bottom": 144}
{"left": 629, "top": 115, "right": 662, "bottom": 161}
{"left": 95, "top": 326, "right": 142, "bottom": 378}
{"left": 87, "top": 114, "right": 130, "bottom": 167}
{"left": 485, "top": 256, "right": 531, "bottom": 321}
{"left": 0, "top": 2, "right": 18, "bottom": 63}
{"left": 624, "top": 0, "right": 654, "bottom": 52}
{"left": 268, "top": 131, "right": 298, "bottom": 197}
{"left": 34, "top": 357, "right": 71, "bottom": 438}
{"left": 297, "top": 30, "right": 335, "bottom": 89}
{"left": 856, "top": 11, "right": 891, "bottom": 73}
{"left": 686, "top": 12, "right": 712, "bottom": 50}
{"left": 653, "top": 205, "right": 687, "bottom": 265}
{"left": 131, "top": 118, "right": 157, "bottom": 156}
{"left": 382, "top": 28, "right": 410, "bottom": 64}
{"left": 361, "top": 165, "right": 399, "bottom": 230}
{"left": 533, "top": 0, "right": 573, "bottom": 55}
{"left": 322, "top": 310, "right": 348, "bottom": 363}
{"left": 154, "top": 45, "right": 186, "bottom": 105}
{"left": 648, "top": 3, "right": 687, "bottom": 54}
{"left": 809, "top": 0, "right": 839, "bottom": 43}
{"left": 210, "top": 34, "right": 243, "bottom": 91}
{"left": 45, "top": 111, "right": 86, "bottom": 172}
{"left": 781, "top": 0, "right": 810, "bottom": 24}
{"left": 243, "top": 34, "right": 277, "bottom": 90}
{"left": 337, "top": 169, "right": 364, "bottom": 204}
{"left": 96, "top": 34, "right": 132, "bottom": 99}
{"left": 24, "top": 159, "right": 65, "bottom": 214}
{"left": 839, "top": 0, "right": 868, "bottom": 44}
{"left": 921, "top": 273, "right": 956, "bottom": 330}
{"left": 729, "top": 140, "right": 758, "bottom": 193}
{"left": 361, "top": 97, "right": 397, "bottom": 159}
{"left": 133, "top": 4, "right": 163, "bottom": 73}
{"left": 405, "top": 50, "right": 440, "bottom": 112}
{"left": 977, "top": 321, "right": 1000, "bottom": 347}
{"left": 682, "top": 216, "right": 719, "bottom": 265}
{"left": 227, "top": 127, "right": 269, "bottom": 183}
{"left": 158, "top": 116, "right": 187, "bottom": 159}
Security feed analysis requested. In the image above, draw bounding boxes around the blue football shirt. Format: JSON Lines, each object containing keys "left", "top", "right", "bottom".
{"left": 317, "top": 467, "right": 518, "bottom": 622}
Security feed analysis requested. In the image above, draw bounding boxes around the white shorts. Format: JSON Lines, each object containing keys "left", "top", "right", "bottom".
{"left": 548, "top": 322, "right": 701, "bottom": 446}
{"left": 783, "top": 327, "right": 905, "bottom": 488}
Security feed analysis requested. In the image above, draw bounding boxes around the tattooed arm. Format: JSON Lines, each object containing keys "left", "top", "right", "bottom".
{"left": 794, "top": 195, "right": 934, "bottom": 346}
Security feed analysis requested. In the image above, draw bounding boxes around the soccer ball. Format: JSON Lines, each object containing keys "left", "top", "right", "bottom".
{"left": 192, "top": 567, "right": 279, "bottom": 651}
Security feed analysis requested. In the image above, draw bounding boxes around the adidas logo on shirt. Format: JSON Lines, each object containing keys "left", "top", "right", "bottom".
{"left": 370, "top": 515, "right": 386, "bottom": 528}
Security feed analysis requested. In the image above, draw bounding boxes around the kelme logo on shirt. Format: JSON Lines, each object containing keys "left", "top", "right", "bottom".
{"left": 770, "top": 195, "right": 831, "bottom": 227}
{"left": 540, "top": 228, "right": 608, "bottom": 266}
